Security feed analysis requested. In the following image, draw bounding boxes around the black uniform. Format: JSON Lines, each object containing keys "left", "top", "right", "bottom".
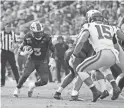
{"left": 17, "top": 32, "right": 54, "bottom": 88}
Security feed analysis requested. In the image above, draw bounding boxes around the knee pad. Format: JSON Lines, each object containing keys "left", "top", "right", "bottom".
{"left": 78, "top": 72, "right": 90, "bottom": 81}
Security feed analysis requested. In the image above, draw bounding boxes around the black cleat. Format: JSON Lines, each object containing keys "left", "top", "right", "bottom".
{"left": 100, "top": 90, "right": 109, "bottom": 99}
{"left": 70, "top": 95, "right": 84, "bottom": 101}
{"left": 71, "top": 95, "right": 79, "bottom": 101}
{"left": 54, "top": 92, "right": 62, "bottom": 100}
{"left": 111, "top": 87, "right": 121, "bottom": 100}
{"left": 92, "top": 90, "right": 101, "bottom": 102}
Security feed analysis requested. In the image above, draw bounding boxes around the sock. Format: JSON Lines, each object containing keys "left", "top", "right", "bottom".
{"left": 90, "top": 85, "right": 98, "bottom": 93}
{"left": 56, "top": 86, "right": 64, "bottom": 93}
{"left": 17, "top": 76, "right": 27, "bottom": 89}
{"left": 97, "top": 79, "right": 107, "bottom": 92}
{"left": 29, "top": 82, "right": 36, "bottom": 89}
{"left": 110, "top": 80, "right": 117, "bottom": 88}
{"left": 71, "top": 90, "right": 78, "bottom": 96}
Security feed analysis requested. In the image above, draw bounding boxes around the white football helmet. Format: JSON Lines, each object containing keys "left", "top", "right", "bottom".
{"left": 30, "top": 21, "right": 44, "bottom": 32}
{"left": 86, "top": 10, "right": 103, "bottom": 23}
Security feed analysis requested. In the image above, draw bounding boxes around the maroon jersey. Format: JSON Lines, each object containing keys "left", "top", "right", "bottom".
{"left": 20, "top": 32, "right": 54, "bottom": 61}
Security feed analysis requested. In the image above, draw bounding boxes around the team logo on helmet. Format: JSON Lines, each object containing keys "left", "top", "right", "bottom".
{"left": 86, "top": 10, "right": 103, "bottom": 23}
{"left": 30, "top": 21, "right": 44, "bottom": 32}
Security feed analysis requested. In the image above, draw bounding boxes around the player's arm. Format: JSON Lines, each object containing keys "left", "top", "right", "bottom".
{"left": 19, "top": 37, "right": 33, "bottom": 56}
{"left": 73, "top": 30, "right": 90, "bottom": 57}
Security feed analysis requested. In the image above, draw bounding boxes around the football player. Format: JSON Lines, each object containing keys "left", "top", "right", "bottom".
{"left": 13, "top": 21, "right": 55, "bottom": 97}
{"left": 54, "top": 32, "right": 94, "bottom": 100}
{"left": 73, "top": 10, "right": 124, "bottom": 102}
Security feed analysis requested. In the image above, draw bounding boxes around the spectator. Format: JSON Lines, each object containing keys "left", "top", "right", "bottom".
{"left": 108, "top": 15, "right": 117, "bottom": 25}
{"left": 54, "top": 36, "right": 69, "bottom": 83}
{"left": 118, "top": 1, "right": 124, "bottom": 27}
{"left": 26, "top": 9, "right": 34, "bottom": 22}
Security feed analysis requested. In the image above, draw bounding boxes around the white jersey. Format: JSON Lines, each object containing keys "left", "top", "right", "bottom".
{"left": 81, "top": 22, "right": 118, "bottom": 52}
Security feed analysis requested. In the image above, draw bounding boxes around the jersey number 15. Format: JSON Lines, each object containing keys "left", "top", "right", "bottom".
{"left": 95, "top": 25, "right": 112, "bottom": 40}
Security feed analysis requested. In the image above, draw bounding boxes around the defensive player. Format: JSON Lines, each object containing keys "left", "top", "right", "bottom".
{"left": 13, "top": 21, "right": 55, "bottom": 97}
{"left": 54, "top": 32, "right": 93, "bottom": 100}
{"left": 73, "top": 10, "right": 124, "bottom": 102}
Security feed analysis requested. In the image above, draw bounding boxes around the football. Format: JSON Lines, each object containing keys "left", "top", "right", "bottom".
{"left": 23, "top": 46, "right": 32, "bottom": 51}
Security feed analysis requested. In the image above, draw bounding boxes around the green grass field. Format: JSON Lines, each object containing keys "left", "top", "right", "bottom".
{"left": 1, "top": 81, "right": 124, "bottom": 108}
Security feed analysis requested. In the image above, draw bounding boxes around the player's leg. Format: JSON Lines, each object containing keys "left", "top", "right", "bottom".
{"left": 116, "top": 73, "right": 124, "bottom": 99}
{"left": 8, "top": 51, "right": 19, "bottom": 84}
{"left": 54, "top": 71, "right": 76, "bottom": 99}
{"left": 116, "top": 73, "right": 124, "bottom": 91}
{"left": 56, "top": 59, "right": 62, "bottom": 82}
{"left": 92, "top": 70, "right": 109, "bottom": 99}
{"left": 110, "top": 64, "right": 122, "bottom": 79}
{"left": 17, "top": 55, "right": 23, "bottom": 75}
{"left": 28, "top": 62, "right": 49, "bottom": 97}
{"left": 115, "top": 43, "right": 124, "bottom": 73}
{"left": 35, "top": 62, "right": 49, "bottom": 86}
{"left": 95, "top": 67, "right": 123, "bottom": 100}
{"left": 77, "top": 49, "right": 120, "bottom": 101}
{"left": 70, "top": 57, "right": 84, "bottom": 100}
{"left": 1, "top": 50, "right": 7, "bottom": 87}
{"left": 54, "top": 49, "right": 77, "bottom": 99}
{"left": 61, "top": 59, "right": 70, "bottom": 75}
{"left": 71, "top": 76, "right": 83, "bottom": 100}
{"left": 13, "top": 58, "right": 35, "bottom": 97}
{"left": 109, "top": 64, "right": 124, "bottom": 97}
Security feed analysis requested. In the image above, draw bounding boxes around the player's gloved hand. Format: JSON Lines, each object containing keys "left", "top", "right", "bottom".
{"left": 26, "top": 48, "right": 33, "bottom": 55}
{"left": 20, "top": 46, "right": 33, "bottom": 56}
{"left": 69, "top": 54, "right": 76, "bottom": 67}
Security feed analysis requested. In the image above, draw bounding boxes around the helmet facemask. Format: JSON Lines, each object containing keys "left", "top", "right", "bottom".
{"left": 91, "top": 16, "right": 103, "bottom": 22}
{"left": 33, "top": 31, "right": 43, "bottom": 40}
{"left": 30, "top": 21, "right": 44, "bottom": 40}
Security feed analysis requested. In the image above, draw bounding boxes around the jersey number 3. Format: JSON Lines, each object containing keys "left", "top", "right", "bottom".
{"left": 95, "top": 25, "right": 112, "bottom": 40}
{"left": 34, "top": 48, "right": 41, "bottom": 56}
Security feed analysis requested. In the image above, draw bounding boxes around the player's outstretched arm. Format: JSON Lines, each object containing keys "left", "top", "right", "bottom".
{"left": 73, "top": 31, "right": 90, "bottom": 57}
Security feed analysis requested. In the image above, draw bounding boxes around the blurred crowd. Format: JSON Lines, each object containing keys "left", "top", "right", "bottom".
{"left": 1, "top": 0, "right": 124, "bottom": 37}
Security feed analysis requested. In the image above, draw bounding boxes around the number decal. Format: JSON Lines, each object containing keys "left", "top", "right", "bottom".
{"left": 95, "top": 25, "right": 112, "bottom": 40}
{"left": 34, "top": 48, "right": 41, "bottom": 56}
{"left": 95, "top": 25, "right": 104, "bottom": 39}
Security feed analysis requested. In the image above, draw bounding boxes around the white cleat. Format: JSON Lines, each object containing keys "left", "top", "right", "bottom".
{"left": 13, "top": 88, "right": 20, "bottom": 97}
{"left": 28, "top": 82, "right": 36, "bottom": 97}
